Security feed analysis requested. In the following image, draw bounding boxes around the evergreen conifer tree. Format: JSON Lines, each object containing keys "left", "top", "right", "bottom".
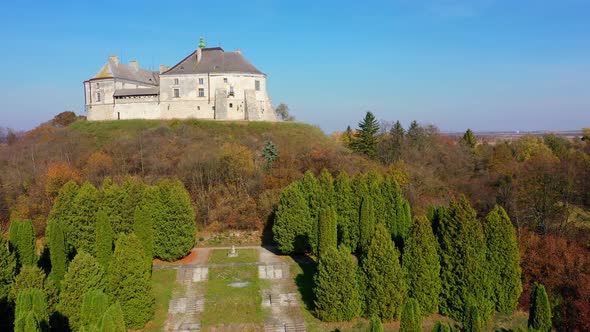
{"left": 367, "top": 316, "right": 384, "bottom": 332}
{"left": 108, "top": 233, "right": 154, "bottom": 329}
{"left": 80, "top": 289, "right": 109, "bottom": 331}
{"left": 47, "top": 180, "right": 79, "bottom": 230}
{"left": 299, "top": 171, "right": 321, "bottom": 254}
{"left": 14, "top": 288, "right": 48, "bottom": 331}
{"left": 15, "top": 311, "right": 41, "bottom": 332}
{"left": 273, "top": 181, "right": 312, "bottom": 254}
{"left": 9, "top": 265, "right": 45, "bottom": 302}
{"left": 400, "top": 298, "right": 422, "bottom": 332}
{"left": 463, "top": 298, "right": 483, "bottom": 332}
{"left": 402, "top": 216, "right": 441, "bottom": 315}
{"left": 351, "top": 111, "right": 380, "bottom": 158}
{"left": 460, "top": 129, "right": 477, "bottom": 149}
{"left": 483, "top": 205, "right": 522, "bottom": 313}
{"left": 97, "top": 180, "right": 126, "bottom": 236}
{"left": 334, "top": 172, "right": 358, "bottom": 251}
{"left": 99, "top": 302, "right": 126, "bottom": 332}
{"left": 528, "top": 283, "right": 552, "bottom": 332}
{"left": 119, "top": 176, "right": 146, "bottom": 234}
{"left": 154, "top": 179, "right": 195, "bottom": 261}
{"left": 134, "top": 205, "right": 154, "bottom": 267}
{"left": 358, "top": 197, "right": 376, "bottom": 254}
{"left": 389, "top": 120, "right": 405, "bottom": 161}
{"left": 59, "top": 252, "right": 106, "bottom": 331}
{"left": 434, "top": 196, "right": 493, "bottom": 321}
{"left": 317, "top": 207, "right": 338, "bottom": 259}
{"left": 261, "top": 140, "right": 278, "bottom": 170}
{"left": 432, "top": 321, "right": 453, "bottom": 332}
{"left": 67, "top": 182, "right": 98, "bottom": 254}
{"left": 313, "top": 246, "right": 362, "bottom": 321}
{"left": 95, "top": 209, "right": 114, "bottom": 268}
{"left": 361, "top": 222, "right": 405, "bottom": 320}
{"left": 9, "top": 219, "right": 36, "bottom": 267}
{"left": 0, "top": 236, "right": 16, "bottom": 299}
{"left": 47, "top": 219, "right": 67, "bottom": 287}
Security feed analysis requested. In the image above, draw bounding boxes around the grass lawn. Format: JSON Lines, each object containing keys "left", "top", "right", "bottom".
{"left": 207, "top": 248, "right": 259, "bottom": 264}
{"left": 142, "top": 269, "right": 177, "bottom": 332}
{"left": 202, "top": 265, "right": 263, "bottom": 328}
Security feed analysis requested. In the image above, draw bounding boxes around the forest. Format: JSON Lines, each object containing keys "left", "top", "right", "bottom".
{"left": 0, "top": 111, "right": 589, "bottom": 331}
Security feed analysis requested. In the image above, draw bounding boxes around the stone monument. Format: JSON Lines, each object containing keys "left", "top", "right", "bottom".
{"left": 227, "top": 245, "right": 238, "bottom": 257}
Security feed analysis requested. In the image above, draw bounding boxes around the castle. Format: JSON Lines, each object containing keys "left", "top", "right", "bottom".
{"left": 83, "top": 40, "right": 276, "bottom": 121}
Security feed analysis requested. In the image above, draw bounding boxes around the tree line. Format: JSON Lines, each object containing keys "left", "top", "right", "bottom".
{"left": 0, "top": 177, "right": 195, "bottom": 331}
{"left": 273, "top": 170, "right": 552, "bottom": 331}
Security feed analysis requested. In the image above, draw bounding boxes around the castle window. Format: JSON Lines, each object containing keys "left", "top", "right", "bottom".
{"left": 173, "top": 89, "right": 180, "bottom": 98}
{"left": 96, "top": 92, "right": 101, "bottom": 102}
{"left": 229, "top": 86, "right": 234, "bottom": 97}
{"left": 255, "top": 80, "right": 260, "bottom": 91}
{"left": 198, "top": 88, "right": 205, "bottom": 97}
{"left": 199, "top": 78, "right": 204, "bottom": 85}
{"left": 174, "top": 78, "right": 179, "bottom": 85}
{"left": 229, "top": 103, "right": 233, "bottom": 108}
{"left": 197, "top": 106, "right": 200, "bottom": 110}
{"left": 96, "top": 82, "right": 100, "bottom": 88}
{"left": 223, "top": 78, "right": 228, "bottom": 83}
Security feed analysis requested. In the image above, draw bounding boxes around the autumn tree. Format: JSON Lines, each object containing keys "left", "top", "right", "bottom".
{"left": 483, "top": 206, "right": 522, "bottom": 313}
{"left": 9, "top": 219, "right": 36, "bottom": 267}
{"left": 108, "top": 233, "right": 154, "bottom": 329}
{"left": 351, "top": 111, "right": 380, "bottom": 158}
{"left": 275, "top": 103, "right": 295, "bottom": 121}
{"left": 59, "top": 252, "right": 106, "bottom": 331}
{"left": 44, "top": 162, "right": 80, "bottom": 201}
{"left": 400, "top": 298, "right": 422, "bottom": 332}
{"left": 154, "top": 179, "right": 196, "bottom": 261}
{"left": 402, "top": 216, "right": 441, "bottom": 315}
{"left": 528, "top": 283, "right": 552, "bottom": 332}
{"left": 273, "top": 181, "right": 311, "bottom": 254}
{"left": 313, "top": 246, "right": 362, "bottom": 321}
{"left": 361, "top": 222, "right": 405, "bottom": 320}
{"left": 95, "top": 209, "right": 114, "bottom": 268}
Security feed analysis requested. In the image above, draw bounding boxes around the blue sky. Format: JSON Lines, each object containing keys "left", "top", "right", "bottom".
{"left": 0, "top": 0, "right": 588, "bottom": 133}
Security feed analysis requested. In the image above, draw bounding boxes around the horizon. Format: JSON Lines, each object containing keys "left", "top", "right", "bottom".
{"left": 0, "top": 0, "right": 589, "bottom": 133}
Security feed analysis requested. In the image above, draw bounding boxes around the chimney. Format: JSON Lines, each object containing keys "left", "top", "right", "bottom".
{"left": 196, "top": 48, "right": 202, "bottom": 63}
{"left": 129, "top": 60, "right": 139, "bottom": 71}
{"left": 159, "top": 64, "right": 170, "bottom": 74}
{"left": 108, "top": 55, "right": 119, "bottom": 65}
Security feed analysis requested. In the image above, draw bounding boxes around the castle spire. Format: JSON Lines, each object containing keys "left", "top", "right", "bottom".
{"left": 198, "top": 37, "right": 206, "bottom": 49}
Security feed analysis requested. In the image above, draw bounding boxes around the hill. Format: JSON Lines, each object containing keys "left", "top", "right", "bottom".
{"left": 0, "top": 118, "right": 371, "bottom": 235}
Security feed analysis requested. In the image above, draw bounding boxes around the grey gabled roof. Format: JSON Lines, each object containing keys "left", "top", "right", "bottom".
{"left": 162, "top": 47, "right": 264, "bottom": 76}
{"left": 113, "top": 88, "right": 159, "bottom": 97}
{"left": 91, "top": 60, "right": 159, "bottom": 86}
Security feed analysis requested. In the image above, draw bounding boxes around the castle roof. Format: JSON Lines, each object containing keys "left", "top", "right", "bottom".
{"left": 162, "top": 47, "right": 264, "bottom": 76}
{"left": 90, "top": 58, "right": 159, "bottom": 86}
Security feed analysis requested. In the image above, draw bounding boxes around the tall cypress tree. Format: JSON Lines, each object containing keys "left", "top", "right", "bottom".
{"left": 67, "top": 182, "right": 98, "bottom": 254}
{"left": 351, "top": 111, "right": 380, "bottom": 158}
{"left": 119, "top": 176, "right": 146, "bottom": 234}
{"left": 380, "top": 176, "right": 402, "bottom": 241}
{"left": 154, "top": 180, "right": 195, "bottom": 261}
{"left": 358, "top": 197, "right": 376, "bottom": 254}
{"left": 400, "top": 298, "right": 422, "bottom": 332}
{"left": 47, "top": 180, "right": 79, "bottom": 229}
{"left": 317, "top": 207, "right": 337, "bottom": 259}
{"left": 463, "top": 298, "right": 483, "bottom": 332}
{"left": 0, "top": 236, "right": 16, "bottom": 300}
{"left": 80, "top": 289, "right": 109, "bottom": 331}
{"left": 108, "top": 233, "right": 154, "bottom": 329}
{"left": 368, "top": 316, "right": 384, "bottom": 332}
{"left": 434, "top": 196, "right": 492, "bottom": 321}
{"left": 361, "top": 222, "right": 405, "bottom": 320}
{"left": 134, "top": 205, "right": 154, "bottom": 267}
{"left": 99, "top": 302, "right": 126, "bottom": 331}
{"left": 314, "top": 246, "right": 362, "bottom": 321}
{"left": 47, "top": 219, "right": 67, "bottom": 287}
{"left": 300, "top": 171, "right": 321, "bottom": 254}
{"left": 14, "top": 288, "right": 48, "bottom": 331}
{"left": 59, "top": 252, "right": 106, "bottom": 331}
{"left": 334, "top": 172, "right": 358, "bottom": 251}
{"left": 15, "top": 311, "right": 41, "bottom": 332}
{"left": 483, "top": 205, "right": 522, "bottom": 313}
{"left": 9, "top": 219, "right": 36, "bottom": 267}
{"left": 528, "top": 283, "right": 552, "bottom": 332}
{"left": 317, "top": 169, "right": 335, "bottom": 210}
{"left": 98, "top": 179, "right": 126, "bottom": 236}
{"left": 402, "top": 216, "right": 441, "bottom": 315}
{"left": 95, "top": 209, "right": 114, "bottom": 268}
{"left": 273, "top": 181, "right": 312, "bottom": 254}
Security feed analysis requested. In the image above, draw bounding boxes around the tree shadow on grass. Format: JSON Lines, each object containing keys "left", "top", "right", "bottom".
{"left": 293, "top": 254, "right": 316, "bottom": 313}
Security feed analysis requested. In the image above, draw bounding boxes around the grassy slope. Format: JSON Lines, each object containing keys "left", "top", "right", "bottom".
{"left": 143, "top": 269, "right": 177, "bottom": 332}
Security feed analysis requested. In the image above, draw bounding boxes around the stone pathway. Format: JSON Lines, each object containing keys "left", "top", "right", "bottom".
{"left": 162, "top": 246, "right": 307, "bottom": 332}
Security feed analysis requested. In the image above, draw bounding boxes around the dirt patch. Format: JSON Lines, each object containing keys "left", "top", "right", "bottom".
{"left": 153, "top": 248, "right": 206, "bottom": 266}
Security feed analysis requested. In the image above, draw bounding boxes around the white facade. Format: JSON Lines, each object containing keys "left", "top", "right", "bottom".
{"left": 84, "top": 47, "right": 276, "bottom": 122}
